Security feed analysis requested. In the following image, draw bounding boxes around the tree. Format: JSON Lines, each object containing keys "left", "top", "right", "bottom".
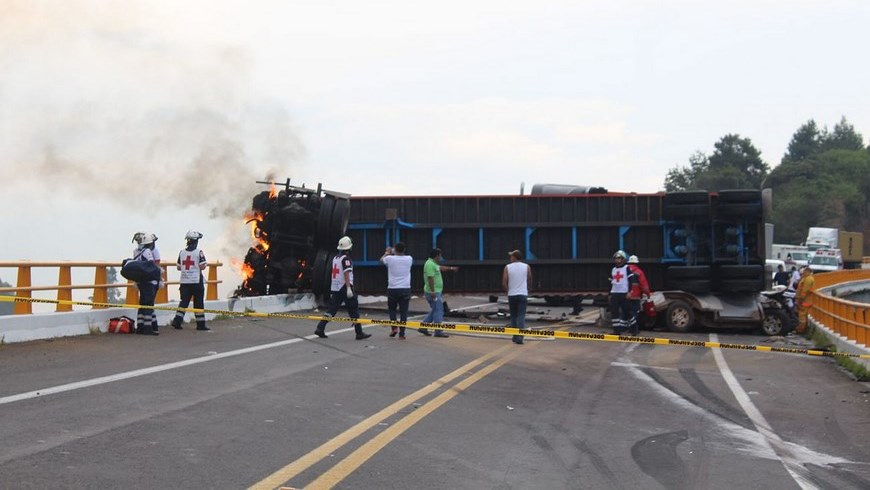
{"left": 782, "top": 119, "right": 822, "bottom": 164}
{"left": 0, "top": 277, "right": 12, "bottom": 316}
{"left": 663, "top": 134, "right": 769, "bottom": 191}
{"left": 107, "top": 267, "right": 123, "bottom": 304}
{"left": 820, "top": 116, "right": 865, "bottom": 152}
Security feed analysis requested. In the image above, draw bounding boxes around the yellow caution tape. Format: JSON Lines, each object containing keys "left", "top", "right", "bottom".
{"left": 1, "top": 294, "right": 868, "bottom": 360}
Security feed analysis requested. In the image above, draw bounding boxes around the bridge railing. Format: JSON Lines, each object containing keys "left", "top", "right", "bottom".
{"left": 0, "top": 261, "right": 223, "bottom": 315}
{"left": 809, "top": 269, "right": 870, "bottom": 347}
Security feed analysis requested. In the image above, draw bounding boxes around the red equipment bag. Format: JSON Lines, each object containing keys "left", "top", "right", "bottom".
{"left": 108, "top": 316, "right": 136, "bottom": 334}
{"left": 642, "top": 300, "right": 656, "bottom": 318}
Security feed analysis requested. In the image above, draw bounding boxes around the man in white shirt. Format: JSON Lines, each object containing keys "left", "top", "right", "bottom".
{"left": 503, "top": 250, "right": 532, "bottom": 344}
{"left": 381, "top": 242, "right": 413, "bottom": 339}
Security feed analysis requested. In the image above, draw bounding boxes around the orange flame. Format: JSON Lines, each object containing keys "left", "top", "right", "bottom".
{"left": 269, "top": 183, "right": 278, "bottom": 198}
{"left": 244, "top": 211, "right": 270, "bottom": 252}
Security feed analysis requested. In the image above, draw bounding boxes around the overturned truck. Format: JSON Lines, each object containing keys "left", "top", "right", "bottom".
{"left": 238, "top": 181, "right": 789, "bottom": 335}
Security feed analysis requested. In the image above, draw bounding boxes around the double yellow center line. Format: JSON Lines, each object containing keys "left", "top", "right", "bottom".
{"left": 249, "top": 342, "right": 528, "bottom": 489}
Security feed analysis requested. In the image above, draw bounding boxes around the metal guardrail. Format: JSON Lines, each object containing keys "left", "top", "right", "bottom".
{"left": 0, "top": 261, "right": 223, "bottom": 315}
{"left": 808, "top": 269, "right": 870, "bottom": 347}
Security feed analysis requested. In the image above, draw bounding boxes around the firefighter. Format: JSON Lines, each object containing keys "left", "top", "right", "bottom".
{"left": 132, "top": 233, "right": 160, "bottom": 336}
{"left": 609, "top": 250, "right": 639, "bottom": 335}
{"left": 171, "top": 230, "right": 209, "bottom": 331}
{"left": 795, "top": 266, "right": 815, "bottom": 335}
{"left": 314, "top": 236, "right": 371, "bottom": 340}
{"left": 627, "top": 255, "right": 651, "bottom": 333}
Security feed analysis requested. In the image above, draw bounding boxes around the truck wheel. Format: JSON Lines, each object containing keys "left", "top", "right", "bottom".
{"left": 664, "top": 191, "right": 710, "bottom": 220}
{"left": 676, "top": 279, "right": 712, "bottom": 294}
{"left": 315, "top": 195, "right": 336, "bottom": 248}
{"left": 666, "top": 265, "right": 711, "bottom": 280}
{"left": 715, "top": 189, "right": 762, "bottom": 220}
{"left": 328, "top": 198, "right": 350, "bottom": 244}
{"left": 717, "top": 279, "right": 763, "bottom": 292}
{"left": 665, "top": 300, "right": 695, "bottom": 333}
{"left": 761, "top": 308, "right": 789, "bottom": 336}
{"left": 311, "top": 249, "right": 328, "bottom": 296}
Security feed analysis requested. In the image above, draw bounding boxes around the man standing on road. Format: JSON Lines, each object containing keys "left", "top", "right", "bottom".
{"left": 381, "top": 242, "right": 412, "bottom": 339}
{"left": 503, "top": 250, "right": 531, "bottom": 344}
{"left": 171, "top": 230, "right": 209, "bottom": 331}
{"left": 773, "top": 264, "right": 790, "bottom": 288}
{"left": 626, "top": 255, "right": 651, "bottom": 335}
{"left": 419, "top": 248, "right": 457, "bottom": 338}
{"left": 609, "top": 250, "right": 638, "bottom": 336}
{"left": 314, "top": 236, "right": 371, "bottom": 340}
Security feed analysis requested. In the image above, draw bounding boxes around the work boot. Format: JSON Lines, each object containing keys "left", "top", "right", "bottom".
{"left": 356, "top": 333, "right": 372, "bottom": 340}
{"left": 389, "top": 327, "right": 398, "bottom": 337}
{"left": 196, "top": 325, "right": 211, "bottom": 331}
{"left": 434, "top": 331, "right": 449, "bottom": 338}
{"left": 171, "top": 318, "right": 183, "bottom": 329}
{"left": 315, "top": 329, "right": 328, "bottom": 338}
{"left": 419, "top": 328, "right": 431, "bottom": 336}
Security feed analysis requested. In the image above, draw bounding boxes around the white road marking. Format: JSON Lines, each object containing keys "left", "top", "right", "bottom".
{"left": 709, "top": 333, "right": 823, "bottom": 489}
{"left": 0, "top": 326, "right": 358, "bottom": 406}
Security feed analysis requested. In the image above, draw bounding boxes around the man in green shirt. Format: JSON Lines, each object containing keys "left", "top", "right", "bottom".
{"left": 419, "top": 248, "right": 458, "bottom": 337}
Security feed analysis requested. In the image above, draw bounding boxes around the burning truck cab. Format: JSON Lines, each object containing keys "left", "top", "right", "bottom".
{"left": 235, "top": 180, "right": 350, "bottom": 298}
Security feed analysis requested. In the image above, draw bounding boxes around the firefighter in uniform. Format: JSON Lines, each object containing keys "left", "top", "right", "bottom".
{"left": 609, "top": 250, "right": 639, "bottom": 335}
{"left": 314, "top": 236, "right": 371, "bottom": 340}
{"left": 132, "top": 233, "right": 160, "bottom": 336}
{"left": 795, "top": 266, "right": 815, "bottom": 335}
{"left": 171, "top": 230, "right": 210, "bottom": 331}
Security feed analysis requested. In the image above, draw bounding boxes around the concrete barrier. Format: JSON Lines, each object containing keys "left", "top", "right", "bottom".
{"left": 0, "top": 294, "right": 316, "bottom": 344}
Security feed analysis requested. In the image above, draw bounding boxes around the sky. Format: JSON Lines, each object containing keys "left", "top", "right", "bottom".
{"left": 1, "top": 0, "right": 868, "bottom": 297}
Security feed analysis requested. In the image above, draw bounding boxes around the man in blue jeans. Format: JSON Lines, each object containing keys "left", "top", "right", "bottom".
{"left": 381, "top": 242, "right": 412, "bottom": 339}
{"left": 503, "top": 249, "right": 531, "bottom": 344}
{"left": 419, "top": 248, "right": 458, "bottom": 337}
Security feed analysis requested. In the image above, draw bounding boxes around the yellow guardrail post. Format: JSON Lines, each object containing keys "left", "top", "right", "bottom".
{"left": 93, "top": 266, "right": 108, "bottom": 309}
{"left": 207, "top": 263, "right": 219, "bottom": 300}
{"left": 155, "top": 264, "right": 169, "bottom": 304}
{"left": 14, "top": 265, "right": 32, "bottom": 315}
{"left": 57, "top": 265, "right": 73, "bottom": 312}
{"left": 126, "top": 280, "right": 139, "bottom": 307}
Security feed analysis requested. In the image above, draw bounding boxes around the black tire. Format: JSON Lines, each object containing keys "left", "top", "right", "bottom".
{"left": 328, "top": 198, "right": 350, "bottom": 244}
{"left": 672, "top": 279, "right": 712, "bottom": 294}
{"left": 315, "top": 195, "right": 336, "bottom": 248}
{"left": 761, "top": 308, "right": 790, "bottom": 336}
{"left": 665, "top": 300, "right": 695, "bottom": 333}
{"left": 717, "top": 265, "right": 763, "bottom": 279}
{"left": 717, "top": 189, "right": 761, "bottom": 203}
{"left": 667, "top": 266, "right": 711, "bottom": 280}
{"left": 311, "top": 249, "right": 329, "bottom": 296}
{"left": 717, "top": 279, "right": 764, "bottom": 292}
{"left": 664, "top": 191, "right": 710, "bottom": 205}
{"left": 664, "top": 204, "right": 710, "bottom": 220}
{"left": 716, "top": 190, "right": 762, "bottom": 220}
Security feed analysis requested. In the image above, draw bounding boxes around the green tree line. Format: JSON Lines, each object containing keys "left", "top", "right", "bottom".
{"left": 664, "top": 117, "right": 870, "bottom": 251}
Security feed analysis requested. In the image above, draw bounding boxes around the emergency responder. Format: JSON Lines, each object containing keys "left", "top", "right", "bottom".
{"left": 609, "top": 250, "right": 639, "bottom": 335}
{"left": 132, "top": 233, "right": 160, "bottom": 336}
{"left": 171, "top": 230, "right": 209, "bottom": 331}
{"left": 795, "top": 266, "right": 816, "bottom": 335}
{"left": 314, "top": 236, "right": 371, "bottom": 340}
{"left": 626, "top": 255, "right": 651, "bottom": 334}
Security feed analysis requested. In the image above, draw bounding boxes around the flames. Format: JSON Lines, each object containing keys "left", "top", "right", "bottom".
{"left": 245, "top": 210, "right": 270, "bottom": 252}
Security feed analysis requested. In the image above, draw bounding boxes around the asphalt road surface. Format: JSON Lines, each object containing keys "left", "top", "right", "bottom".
{"left": 1, "top": 295, "right": 868, "bottom": 489}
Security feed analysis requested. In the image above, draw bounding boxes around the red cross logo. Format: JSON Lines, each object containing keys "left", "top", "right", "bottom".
{"left": 182, "top": 256, "right": 196, "bottom": 270}
{"left": 613, "top": 270, "right": 624, "bottom": 282}
{"left": 332, "top": 263, "right": 340, "bottom": 279}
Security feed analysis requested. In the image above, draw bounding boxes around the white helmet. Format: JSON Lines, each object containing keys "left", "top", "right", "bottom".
{"left": 185, "top": 230, "right": 203, "bottom": 240}
{"left": 139, "top": 233, "right": 158, "bottom": 246}
{"left": 132, "top": 232, "right": 146, "bottom": 244}
{"left": 613, "top": 250, "right": 627, "bottom": 260}
{"left": 337, "top": 236, "right": 353, "bottom": 250}
{"left": 628, "top": 255, "right": 639, "bottom": 264}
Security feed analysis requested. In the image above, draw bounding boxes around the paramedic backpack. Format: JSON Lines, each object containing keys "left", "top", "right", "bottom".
{"left": 120, "top": 251, "right": 161, "bottom": 283}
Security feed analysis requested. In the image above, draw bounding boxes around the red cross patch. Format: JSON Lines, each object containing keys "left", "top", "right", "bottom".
{"left": 182, "top": 256, "right": 196, "bottom": 270}
{"left": 613, "top": 270, "right": 624, "bottom": 282}
{"left": 332, "top": 263, "right": 340, "bottom": 279}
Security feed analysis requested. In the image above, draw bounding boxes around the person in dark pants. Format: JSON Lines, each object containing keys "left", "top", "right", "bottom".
{"left": 608, "top": 250, "right": 639, "bottom": 335}
{"left": 315, "top": 236, "right": 371, "bottom": 340}
{"left": 171, "top": 230, "right": 209, "bottom": 331}
{"left": 133, "top": 232, "right": 160, "bottom": 336}
{"left": 503, "top": 249, "right": 531, "bottom": 344}
{"left": 381, "top": 242, "right": 412, "bottom": 339}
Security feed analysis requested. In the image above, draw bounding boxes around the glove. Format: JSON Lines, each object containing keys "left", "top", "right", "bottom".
{"left": 346, "top": 287, "right": 354, "bottom": 299}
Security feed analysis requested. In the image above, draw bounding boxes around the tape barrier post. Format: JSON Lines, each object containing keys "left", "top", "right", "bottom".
{"left": 0, "top": 295, "right": 868, "bottom": 360}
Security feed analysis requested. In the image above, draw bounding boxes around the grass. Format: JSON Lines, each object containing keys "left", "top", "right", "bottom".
{"left": 809, "top": 326, "right": 870, "bottom": 381}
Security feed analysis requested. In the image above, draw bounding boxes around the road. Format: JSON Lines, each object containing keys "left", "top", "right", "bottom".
{"left": 1, "top": 296, "right": 868, "bottom": 489}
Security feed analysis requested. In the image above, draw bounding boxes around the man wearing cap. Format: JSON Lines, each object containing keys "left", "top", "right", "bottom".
{"left": 503, "top": 250, "right": 532, "bottom": 344}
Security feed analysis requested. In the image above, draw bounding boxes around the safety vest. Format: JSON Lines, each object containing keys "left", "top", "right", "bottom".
{"left": 177, "top": 248, "right": 205, "bottom": 284}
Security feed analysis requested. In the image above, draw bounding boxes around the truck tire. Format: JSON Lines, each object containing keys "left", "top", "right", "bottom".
{"left": 717, "top": 279, "right": 764, "bottom": 292}
{"left": 761, "top": 308, "right": 790, "bottom": 336}
{"left": 717, "top": 264, "right": 763, "bottom": 279}
{"left": 666, "top": 265, "right": 711, "bottom": 280}
{"left": 311, "top": 249, "right": 329, "bottom": 296}
{"left": 715, "top": 189, "right": 762, "bottom": 220}
{"left": 665, "top": 300, "right": 695, "bottom": 333}
{"left": 315, "top": 195, "right": 336, "bottom": 248}
{"left": 664, "top": 191, "right": 710, "bottom": 221}
{"left": 675, "top": 279, "right": 712, "bottom": 294}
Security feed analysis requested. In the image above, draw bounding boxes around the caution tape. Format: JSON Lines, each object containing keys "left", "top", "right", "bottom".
{"left": 1, "top": 294, "right": 868, "bottom": 360}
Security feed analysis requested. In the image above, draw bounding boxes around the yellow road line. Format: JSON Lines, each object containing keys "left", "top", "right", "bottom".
{"left": 248, "top": 344, "right": 515, "bottom": 490}
{"left": 306, "top": 344, "right": 529, "bottom": 489}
